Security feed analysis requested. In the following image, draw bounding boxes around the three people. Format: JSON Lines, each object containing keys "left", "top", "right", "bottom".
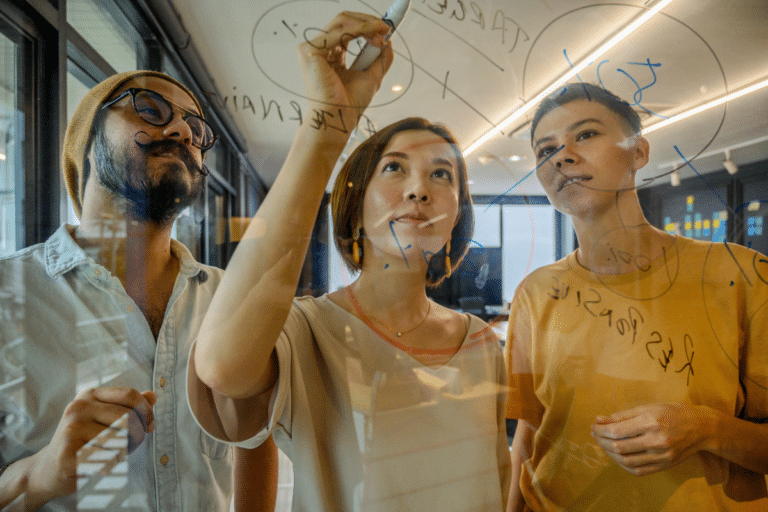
{"left": 505, "top": 83, "right": 768, "bottom": 511}
{"left": 189, "top": 11, "right": 511, "bottom": 512}
{"left": 0, "top": 71, "right": 277, "bottom": 510}
{"left": 2, "top": 9, "right": 765, "bottom": 512}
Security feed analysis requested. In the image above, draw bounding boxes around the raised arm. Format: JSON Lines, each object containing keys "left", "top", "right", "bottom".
{"left": 194, "top": 12, "right": 393, "bottom": 401}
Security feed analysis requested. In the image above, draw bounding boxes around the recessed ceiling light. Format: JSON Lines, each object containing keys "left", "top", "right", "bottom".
{"left": 391, "top": 85, "right": 403, "bottom": 93}
{"left": 508, "top": 155, "right": 521, "bottom": 162}
{"left": 477, "top": 155, "right": 493, "bottom": 164}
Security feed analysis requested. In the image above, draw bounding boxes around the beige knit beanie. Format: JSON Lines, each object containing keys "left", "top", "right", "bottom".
{"left": 62, "top": 70, "right": 203, "bottom": 218}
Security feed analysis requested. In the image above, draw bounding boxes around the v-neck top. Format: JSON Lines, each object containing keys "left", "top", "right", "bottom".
{"left": 189, "top": 294, "right": 511, "bottom": 512}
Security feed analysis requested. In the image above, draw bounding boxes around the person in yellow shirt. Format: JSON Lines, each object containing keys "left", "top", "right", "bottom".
{"left": 505, "top": 82, "right": 768, "bottom": 511}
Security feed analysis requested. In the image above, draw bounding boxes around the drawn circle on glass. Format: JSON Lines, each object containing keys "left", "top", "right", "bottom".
{"left": 590, "top": 226, "right": 679, "bottom": 300}
{"left": 251, "top": 0, "right": 416, "bottom": 109}
{"left": 521, "top": 3, "right": 728, "bottom": 191}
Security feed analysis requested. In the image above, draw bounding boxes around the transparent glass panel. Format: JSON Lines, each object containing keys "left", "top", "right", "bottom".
{"left": 0, "top": 30, "right": 17, "bottom": 257}
{"left": 502, "top": 204, "right": 556, "bottom": 303}
{"left": 67, "top": 0, "right": 138, "bottom": 73}
{"left": 328, "top": 203, "right": 357, "bottom": 293}
{"left": 64, "top": 68, "right": 92, "bottom": 225}
{"left": 206, "top": 188, "right": 225, "bottom": 268}
{"left": 472, "top": 204, "right": 501, "bottom": 247}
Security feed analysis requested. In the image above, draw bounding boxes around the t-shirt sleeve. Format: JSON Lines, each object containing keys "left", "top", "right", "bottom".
{"left": 186, "top": 301, "right": 308, "bottom": 448}
{"left": 505, "top": 285, "right": 545, "bottom": 427}
{"left": 742, "top": 265, "right": 768, "bottom": 421}
{"left": 494, "top": 334, "right": 512, "bottom": 511}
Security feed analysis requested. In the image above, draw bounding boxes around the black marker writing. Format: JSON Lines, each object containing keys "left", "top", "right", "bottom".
{"left": 615, "top": 307, "right": 643, "bottom": 345}
{"left": 675, "top": 334, "right": 695, "bottom": 385}
{"left": 646, "top": 331, "right": 673, "bottom": 370}
{"left": 224, "top": 89, "right": 381, "bottom": 136}
{"left": 310, "top": 108, "right": 352, "bottom": 133}
{"left": 606, "top": 245, "right": 652, "bottom": 272}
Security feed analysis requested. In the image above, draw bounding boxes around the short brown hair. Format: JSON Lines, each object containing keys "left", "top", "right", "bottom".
{"left": 330, "top": 117, "right": 474, "bottom": 287}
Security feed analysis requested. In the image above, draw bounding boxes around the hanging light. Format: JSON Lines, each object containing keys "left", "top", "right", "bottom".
{"left": 723, "top": 149, "right": 738, "bottom": 174}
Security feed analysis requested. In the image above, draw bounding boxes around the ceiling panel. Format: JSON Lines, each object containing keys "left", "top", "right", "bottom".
{"left": 168, "top": 0, "right": 768, "bottom": 196}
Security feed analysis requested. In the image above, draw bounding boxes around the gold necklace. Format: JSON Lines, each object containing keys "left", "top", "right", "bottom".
{"left": 347, "top": 286, "right": 432, "bottom": 337}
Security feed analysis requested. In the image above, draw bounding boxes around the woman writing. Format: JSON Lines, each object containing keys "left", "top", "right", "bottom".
{"left": 188, "top": 12, "right": 510, "bottom": 511}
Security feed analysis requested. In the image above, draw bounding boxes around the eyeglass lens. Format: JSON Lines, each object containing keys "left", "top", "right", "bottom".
{"left": 133, "top": 90, "right": 216, "bottom": 150}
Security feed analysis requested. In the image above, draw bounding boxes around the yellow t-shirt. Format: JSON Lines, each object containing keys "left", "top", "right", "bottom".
{"left": 506, "top": 236, "right": 768, "bottom": 511}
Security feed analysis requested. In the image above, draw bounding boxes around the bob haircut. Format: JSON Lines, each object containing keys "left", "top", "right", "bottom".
{"left": 330, "top": 117, "right": 474, "bottom": 287}
{"left": 530, "top": 82, "right": 642, "bottom": 145}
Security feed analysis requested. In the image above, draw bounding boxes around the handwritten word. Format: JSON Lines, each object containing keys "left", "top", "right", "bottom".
{"left": 605, "top": 244, "right": 652, "bottom": 271}
{"left": 645, "top": 332, "right": 695, "bottom": 384}
{"left": 422, "top": 0, "right": 529, "bottom": 53}
{"left": 548, "top": 275, "right": 695, "bottom": 383}
{"left": 563, "top": 50, "right": 668, "bottom": 121}
{"left": 224, "top": 89, "right": 302, "bottom": 123}
{"left": 310, "top": 109, "right": 354, "bottom": 134}
{"left": 223, "top": 88, "right": 376, "bottom": 136}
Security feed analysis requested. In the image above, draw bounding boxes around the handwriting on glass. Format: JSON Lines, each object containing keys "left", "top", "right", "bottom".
{"left": 548, "top": 275, "right": 695, "bottom": 384}
{"left": 422, "top": 0, "right": 530, "bottom": 53}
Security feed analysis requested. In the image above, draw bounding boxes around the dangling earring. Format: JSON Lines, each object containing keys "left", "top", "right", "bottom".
{"left": 445, "top": 240, "right": 452, "bottom": 278}
{"left": 353, "top": 228, "right": 361, "bottom": 265}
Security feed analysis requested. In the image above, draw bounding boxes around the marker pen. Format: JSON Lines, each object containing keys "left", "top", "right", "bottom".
{"left": 350, "top": 0, "right": 411, "bottom": 71}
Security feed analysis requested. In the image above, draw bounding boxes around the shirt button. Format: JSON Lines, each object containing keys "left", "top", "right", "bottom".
{"left": 159, "top": 377, "right": 165, "bottom": 388}
{"left": 93, "top": 268, "right": 101, "bottom": 276}
{"left": 198, "top": 271, "right": 208, "bottom": 283}
{"left": 127, "top": 304, "right": 134, "bottom": 313}
{"left": 160, "top": 454, "right": 169, "bottom": 466}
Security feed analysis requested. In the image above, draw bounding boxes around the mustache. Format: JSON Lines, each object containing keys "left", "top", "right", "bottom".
{"left": 133, "top": 132, "right": 209, "bottom": 176}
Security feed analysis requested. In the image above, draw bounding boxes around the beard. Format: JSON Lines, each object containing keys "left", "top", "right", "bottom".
{"left": 92, "top": 130, "right": 206, "bottom": 224}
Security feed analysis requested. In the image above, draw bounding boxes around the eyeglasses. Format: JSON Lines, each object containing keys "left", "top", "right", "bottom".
{"left": 101, "top": 88, "right": 219, "bottom": 151}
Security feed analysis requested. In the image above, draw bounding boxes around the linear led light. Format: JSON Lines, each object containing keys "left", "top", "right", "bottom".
{"left": 657, "top": 134, "right": 768, "bottom": 169}
{"left": 462, "top": 0, "right": 674, "bottom": 157}
{"left": 642, "top": 77, "right": 768, "bottom": 135}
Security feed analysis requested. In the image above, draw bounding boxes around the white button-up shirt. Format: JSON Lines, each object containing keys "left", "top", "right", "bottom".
{"left": 0, "top": 225, "right": 231, "bottom": 511}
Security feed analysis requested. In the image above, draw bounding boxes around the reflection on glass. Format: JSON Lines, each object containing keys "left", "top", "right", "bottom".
{"left": 67, "top": 0, "right": 137, "bottom": 73}
{"left": 501, "top": 204, "right": 555, "bottom": 302}
{"left": 0, "top": 31, "right": 17, "bottom": 258}
{"left": 207, "top": 188, "right": 225, "bottom": 268}
{"left": 472, "top": 204, "right": 501, "bottom": 247}
{"left": 65, "top": 69, "right": 91, "bottom": 226}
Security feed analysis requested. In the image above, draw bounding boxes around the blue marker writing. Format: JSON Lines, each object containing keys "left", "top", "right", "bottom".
{"left": 350, "top": 0, "right": 411, "bottom": 71}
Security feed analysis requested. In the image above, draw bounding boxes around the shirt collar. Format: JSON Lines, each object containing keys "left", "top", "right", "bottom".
{"left": 44, "top": 225, "right": 91, "bottom": 278}
{"left": 44, "top": 224, "right": 209, "bottom": 282}
{"left": 170, "top": 238, "right": 209, "bottom": 282}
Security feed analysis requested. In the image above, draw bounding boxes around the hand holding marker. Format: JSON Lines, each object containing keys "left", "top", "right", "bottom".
{"left": 350, "top": 0, "right": 411, "bottom": 71}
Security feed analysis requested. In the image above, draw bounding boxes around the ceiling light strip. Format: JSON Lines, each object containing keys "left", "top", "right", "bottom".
{"left": 657, "top": 133, "right": 768, "bottom": 169}
{"left": 642, "top": 77, "right": 768, "bottom": 135}
{"left": 463, "top": 0, "right": 674, "bottom": 157}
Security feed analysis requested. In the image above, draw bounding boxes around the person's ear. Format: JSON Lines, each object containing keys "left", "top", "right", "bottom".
{"left": 632, "top": 135, "right": 650, "bottom": 170}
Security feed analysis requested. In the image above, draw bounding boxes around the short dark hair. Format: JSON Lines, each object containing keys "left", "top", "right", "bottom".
{"left": 531, "top": 83, "right": 641, "bottom": 144}
{"left": 330, "top": 117, "right": 474, "bottom": 287}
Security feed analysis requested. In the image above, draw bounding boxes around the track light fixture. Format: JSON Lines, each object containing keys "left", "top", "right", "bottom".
{"left": 723, "top": 149, "right": 738, "bottom": 175}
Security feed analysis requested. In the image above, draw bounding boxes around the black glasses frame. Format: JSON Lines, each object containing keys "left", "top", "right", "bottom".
{"left": 101, "top": 88, "right": 219, "bottom": 151}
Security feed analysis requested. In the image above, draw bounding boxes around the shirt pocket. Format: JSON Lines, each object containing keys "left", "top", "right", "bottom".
{"left": 198, "top": 429, "right": 231, "bottom": 461}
